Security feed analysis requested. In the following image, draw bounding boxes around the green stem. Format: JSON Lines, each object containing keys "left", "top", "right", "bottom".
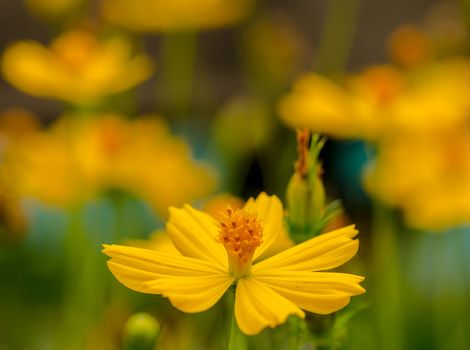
{"left": 289, "top": 316, "right": 300, "bottom": 350}
{"left": 431, "top": 228, "right": 470, "bottom": 349}
{"left": 58, "top": 206, "right": 87, "bottom": 349}
{"left": 432, "top": 233, "right": 449, "bottom": 350}
{"left": 227, "top": 307, "right": 247, "bottom": 350}
{"left": 315, "top": 0, "right": 361, "bottom": 75}
{"left": 160, "top": 30, "right": 198, "bottom": 118}
{"left": 58, "top": 205, "right": 109, "bottom": 350}
{"left": 371, "top": 202, "right": 403, "bottom": 350}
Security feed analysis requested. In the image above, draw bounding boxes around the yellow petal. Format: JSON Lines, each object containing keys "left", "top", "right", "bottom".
{"left": 2, "top": 42, "right": 63, "bottom": 98}
{"left": 253, "top": 225, "right": 359, "bottom": 272}
{"left": 235, "top": 278, "right": 304, "bottom": 335}
{"left": 243, "top": 193, "right": 285, "bottom": 261}
{"left": 146, "top": 231, "right": 182, "bottom": 255}
{"left": 256, "top": 225, "right": 294, "bottom": 261}
{"left": 144, "top": 275, "right": 234, "bottom": 313}
{"left": 252, "top": 270, "right": 364, "bottom": 314}
{"left": 103, "top": 244, "right": 225, "bottom": 294}
{"left": 166, "top": 205, "right": 227, "bottom": 269}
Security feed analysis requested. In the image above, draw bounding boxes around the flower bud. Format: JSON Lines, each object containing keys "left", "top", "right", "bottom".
{"left": 286, "top": 130, "right": 333, "bottom": 242}
{"left": 123, "top": 312, "right": 160, "bottom": 350}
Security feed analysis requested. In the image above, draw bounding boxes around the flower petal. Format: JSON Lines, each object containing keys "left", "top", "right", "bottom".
{"left": 252, "top": 270, "right": 365, "bottom": 314}
{"left": 144, "top": 275, "right": 234, "bottom": 313}
{"left": 103, "top": 244, "right": 225, "bottom": 294}
{"left": 253, "top": 225, "right": 359, "bottom": 272}
{"left": 166, "top": 205, "right": 227, "bottom": 269}
{"left": 256, "top": 225, "right": 294, "bottom": 261}
{"left": 235, "top": 278, "right": 304, "bottom": 335}
{"left": 243, "top": 193, "right": 285, "bottom": 261}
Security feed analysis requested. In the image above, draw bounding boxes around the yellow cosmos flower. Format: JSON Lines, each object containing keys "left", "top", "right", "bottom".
{"left": 2, "top": 129, "right": 86, "bottom": 206}
{"left": 66, "top": 114, "right": 216, "bottom": 216}
{"left": 0, "top": 114, "right": 215, "bottom": 210}
{"left": 103, "top": 193, "right": 365, "bottom": 335}
{"left": 279, "top": 59, "right": 470, "bottom": 140}
{"left": 129, "top": 194, "right": 293, "bottom": 258}
{"left": 278, "top": 71, "right": 387, "bottom": 140}
{"left": 364, "top": 130, "right": 470, "bottom": 229}
{"left": 102, "top": 0, "right": 253, "bottom": 32}
{"left": 2, "top": 30, "right": 153, "bottom": 104}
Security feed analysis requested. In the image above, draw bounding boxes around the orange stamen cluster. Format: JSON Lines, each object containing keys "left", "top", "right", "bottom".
{"left": 217, "top": 206, "right": 263, "bottom": 278}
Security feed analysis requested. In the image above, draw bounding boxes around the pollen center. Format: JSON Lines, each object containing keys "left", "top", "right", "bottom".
{"left": 217, "top": 207, "right": 263, "bottom": 278}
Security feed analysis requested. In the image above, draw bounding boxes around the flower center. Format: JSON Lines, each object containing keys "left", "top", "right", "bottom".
{"left": 52, "top": 31, "right": 97, "bottom": 72}
{"left": 217, "top": 207, "right": 263, "bottom": 279}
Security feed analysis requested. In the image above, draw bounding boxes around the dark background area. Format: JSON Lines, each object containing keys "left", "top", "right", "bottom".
{"left": 0, "top": 0, "right": 442, "bottom": 117}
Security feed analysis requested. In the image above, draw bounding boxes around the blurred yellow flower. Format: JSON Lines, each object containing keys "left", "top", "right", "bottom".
{"left": 1, "top": 114, "right": 216, "bottom": 213}
{"left": 279, "top": 72, "right": 383, "bottom": 139}
{"left": 66, "top": 115, "right": 216, "bottom": 216}
{"left": 104, "top": 193, "right": 364, "bottom": 335}
{"left": 365, "top": 131, "right": 470, "bottom": 229}
{"left": 279, "top": 59, "right": 470, "bottom": 140}
{"left": 2, "top": 30, "right": 153, "bottom": 105}
{"left": 2, "top": 128, "right": 86, "bottom": 206}
{"left": 102, "top": 0, "right": 253, "bottom": 32}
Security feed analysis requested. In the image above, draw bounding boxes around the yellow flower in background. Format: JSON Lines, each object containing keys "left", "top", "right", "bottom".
{"left": 364, "top": 130, "right": 470, "bottom": 230}
{"left": 66, "top": 114, "right": 216, "bottom": 216}
{"left": 2, "top": 30, "right": 153, "bottom": 105}
{"left": 2, "top": 130, "right": 86, "bottom": 206}
{"left": 102, "top": 0, "right": 254, "bottom": 32}
{"left": 279, "top": 58, "right": 470, "bottom": 140}
{"left": 104, "top": 193, "right": 364, "bottom": 335}
{"left": 0, "top": 108, "right": 84, "bottom": 207}
{"left": 278, "top": 72, "right": 385, "bottom": 140}
{"left": 0, "top": 114, "right": 216, "bottom": 212}
{"left": 386, "top": 58, "right": 470, "bottom": 134}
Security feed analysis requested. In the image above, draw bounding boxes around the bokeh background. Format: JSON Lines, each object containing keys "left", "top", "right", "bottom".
{"left": 1, "top": 0, "right": 470, "bottom": 349}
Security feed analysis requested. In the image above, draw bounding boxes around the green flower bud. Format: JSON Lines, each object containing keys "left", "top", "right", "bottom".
{"left": 286, "top": 130, "right": 335, "bottom": 242}
{"left": 123, "top": 312, "right": 160, "bottom": 350}
{"left": 286, "top": 173, "right": 310, "bottom": 230}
